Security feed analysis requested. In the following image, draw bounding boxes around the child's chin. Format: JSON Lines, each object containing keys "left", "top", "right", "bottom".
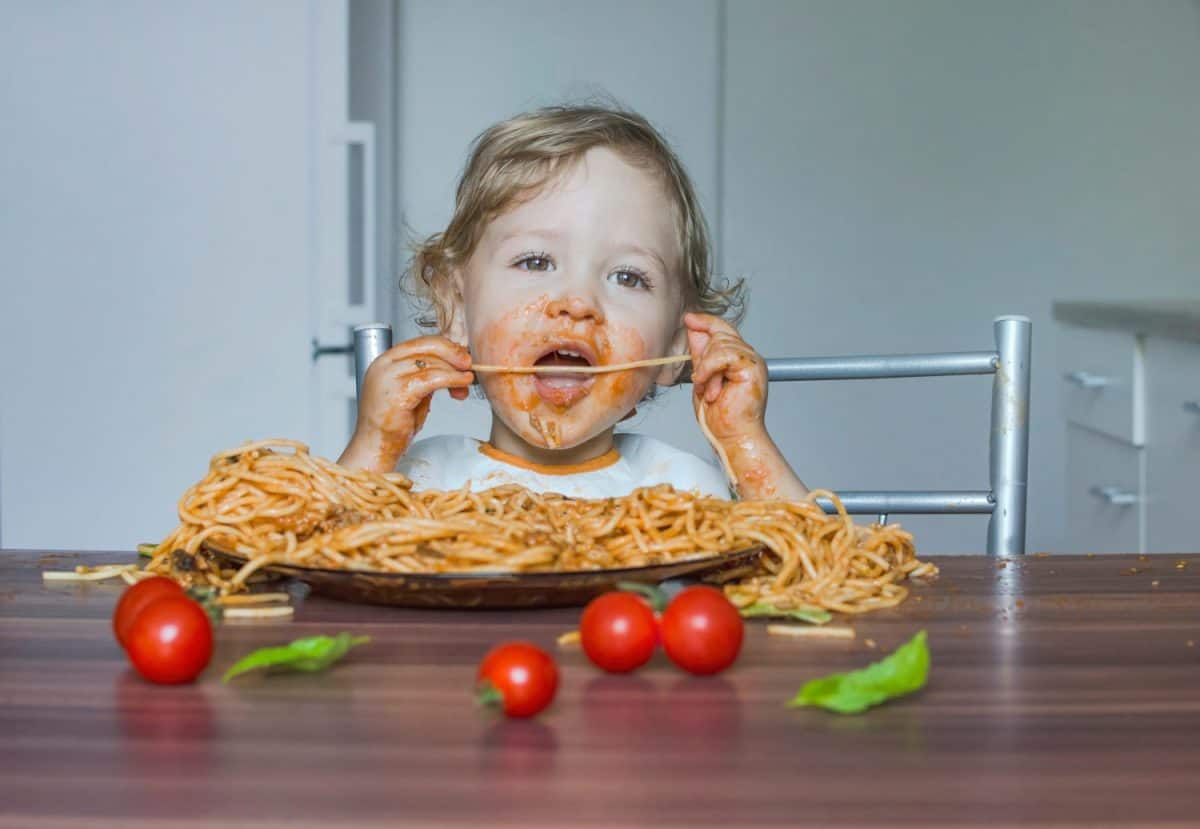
{"left": 515, "top": 417, "right": 609, "bottom": 452}
{"left": 522, "top": 429, "right": 588, "bottom": 451}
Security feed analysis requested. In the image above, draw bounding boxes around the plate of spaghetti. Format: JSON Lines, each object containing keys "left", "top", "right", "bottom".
{"left": 144, "top": 440, "right": 937, "bottom": 611}
{"left": 199, "top": 542, "right": 764, "bottom": 609}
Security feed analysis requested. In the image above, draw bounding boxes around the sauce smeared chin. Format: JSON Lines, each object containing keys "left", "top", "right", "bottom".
{"left": 472, "top": 296, "right": 660, "bottom": 451}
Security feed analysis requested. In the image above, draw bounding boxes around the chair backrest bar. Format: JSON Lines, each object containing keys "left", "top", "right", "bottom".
{"left": 767, "top": 351, "right": 997, "bottom": 381}
{"left": 815, "top": 490, "right": 994, "bottom": 515}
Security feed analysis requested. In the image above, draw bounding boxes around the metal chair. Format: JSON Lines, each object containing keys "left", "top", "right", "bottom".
{"left": 351, "top": 315, "right": 1032, "bottom": 556}
{"left": 763, "top": 316, "right": 1031, "bottom": 556}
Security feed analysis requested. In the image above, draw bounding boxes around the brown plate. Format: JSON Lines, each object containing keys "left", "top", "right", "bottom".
{"left": 202, "top": 544, "right": 763, "bottom": 609}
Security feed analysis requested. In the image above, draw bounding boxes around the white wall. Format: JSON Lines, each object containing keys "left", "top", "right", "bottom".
{"left": 0, "top": 1, "right": 318, "bottom": 548}
{"left": 394, "top": 0, "right": 1200, "bottom": 553}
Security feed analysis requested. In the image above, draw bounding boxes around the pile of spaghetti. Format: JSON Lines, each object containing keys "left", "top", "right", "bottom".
{"left": 146, "top": 440, "right": 936, "bottom": 614}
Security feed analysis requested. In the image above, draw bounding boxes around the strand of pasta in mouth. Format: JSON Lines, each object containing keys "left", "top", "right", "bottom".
{"left": 470, "top": 354, "right": 691, "bottom": 374}
{"left": 145, "top": 440, "right": 936, "bottom": 614}
{"left": 470, "top": 353, "right": 737, "bottom": 483}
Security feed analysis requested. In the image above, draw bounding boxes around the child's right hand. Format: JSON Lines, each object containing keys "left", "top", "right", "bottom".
{"left": 339, "top": 336, "right": 473, "bottom": 471}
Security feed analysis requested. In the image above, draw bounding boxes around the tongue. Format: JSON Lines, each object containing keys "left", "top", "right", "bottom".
{"left": 534, "top": 352, "right": 592, "bottom": 394}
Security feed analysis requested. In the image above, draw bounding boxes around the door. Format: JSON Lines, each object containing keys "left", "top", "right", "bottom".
{"left": 0, "top": 0, "right": 370, "bottom": 549}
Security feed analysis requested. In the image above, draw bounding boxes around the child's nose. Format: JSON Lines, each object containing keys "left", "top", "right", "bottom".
{"left": 545, "top": 294, "right": 606, "bottom": 324}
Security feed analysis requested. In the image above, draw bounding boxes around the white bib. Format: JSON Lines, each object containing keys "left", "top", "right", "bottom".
{"left": 396, "top": 433, "right": 731, "bottom": 500}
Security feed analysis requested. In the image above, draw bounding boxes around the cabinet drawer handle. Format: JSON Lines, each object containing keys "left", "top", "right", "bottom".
{"left": 1065, "top": 370, "right": 1113, "bottom": 389}
{"left": 1089, "top": 485, "right": 1138, "bottom": 506}
{"left": 1184, "top": 401, "right": 1200, "bottom": 416}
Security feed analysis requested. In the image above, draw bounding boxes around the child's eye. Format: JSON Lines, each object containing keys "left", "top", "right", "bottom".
{"left": 513, "top": 252, "right": 555, "bottom": 272}
{"left": 607, "top": 269, "right": 650, "bottom": 290}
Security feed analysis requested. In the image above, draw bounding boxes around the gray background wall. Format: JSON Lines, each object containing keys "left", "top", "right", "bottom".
{"left": 392, "top": 0, "right": 1200, "bottom": 553}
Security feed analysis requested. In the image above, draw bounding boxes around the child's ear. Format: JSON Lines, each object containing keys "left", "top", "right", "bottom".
{"left": 442, "top": 269, "right": 468, "bottom": 346}
{"left": 654, "top": 323, "right": 691, "bottom": 386}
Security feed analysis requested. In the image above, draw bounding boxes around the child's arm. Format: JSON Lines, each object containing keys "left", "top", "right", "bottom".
{"left": 338, "top": 336, "right": 474, "bottom": 472}
{"left": 684, "top": 313, "right": 809, "bottom": 501}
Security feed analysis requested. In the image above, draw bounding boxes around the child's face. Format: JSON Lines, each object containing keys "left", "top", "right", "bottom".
{"left": 455, "top": 147, "right": 688, "bottom": 450}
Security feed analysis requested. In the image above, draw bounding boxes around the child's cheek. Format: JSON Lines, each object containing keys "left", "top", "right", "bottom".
{"left": 593, "top": 322, "right": 653, "bottom": 410}
{"left": 472, "top": 299, "right": 540, "bottom": 407}
{"left": 493, "top": 376, "right": 538, "bottom": 413}
{"left": 472, "top": 294, "right": 550, "bottom": 361}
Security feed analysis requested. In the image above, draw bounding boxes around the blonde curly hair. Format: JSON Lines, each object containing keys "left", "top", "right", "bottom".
{"left": 406, "top": 104, "right": 744, "bottom": 332}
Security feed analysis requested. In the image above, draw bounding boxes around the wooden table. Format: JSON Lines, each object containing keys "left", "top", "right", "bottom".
{"left": 2, "top": 551, "right": 1199, "bottom": 828}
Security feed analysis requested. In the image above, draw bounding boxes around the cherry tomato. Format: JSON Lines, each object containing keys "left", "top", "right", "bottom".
{"left": 476, "top": 642, "right": 558, "bottom": 718}
{"left": 579, "top": 591, "right": 658, "bottom": 673}
{"left": 659, "top": 585, "right": 744, "bottom": 675}
{"left": 125, "top": 596, "right": 214, "bottom": 684}
{"left": 112, "top": 576, "right": 185, "bottom": 648}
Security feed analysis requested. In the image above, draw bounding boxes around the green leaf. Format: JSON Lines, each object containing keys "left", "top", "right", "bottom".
{"left": 136, "top": 543, "right": 157, "bottom": 558}
{"left": 740, "top": 601, "right": 832, "bottom": 625}
{"left": 223, "top": 633, "right": 370, "bottom": 682}
{"left": 786, "top": 630, "right": 930, "bottom": 714}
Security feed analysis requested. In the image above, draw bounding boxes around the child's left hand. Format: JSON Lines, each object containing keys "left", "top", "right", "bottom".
{"left": 684, "top": 312, "right": 769, "bottom": 444}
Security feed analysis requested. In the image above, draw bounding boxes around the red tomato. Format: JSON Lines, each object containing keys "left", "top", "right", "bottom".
{"left": 579, "top": 591, "right": 658, "bottom": 673}
{"left": 659, "top": 586, "right": 744, "bottom": 675}
{"left": 476, "top": 642, "right": 558, "bottom": 718}
{"left": 124, "top": 596, "right": 214, "bottom": 684}
{"left": 112, "top": 576, "right": 185, "bottom": 648}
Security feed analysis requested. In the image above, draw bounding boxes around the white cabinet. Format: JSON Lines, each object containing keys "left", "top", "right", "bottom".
{"left": 1060, "top": 325, "right": 1144, "bottom": 446}
{"left": 1145, "top": 339, "right": 1200, "bottom": 552}
{"left": 1065, "top": 427, "right": 1144, "bottom": 553}
{"left": 1060, "top": 324, "right": 1200, "bottom": 552}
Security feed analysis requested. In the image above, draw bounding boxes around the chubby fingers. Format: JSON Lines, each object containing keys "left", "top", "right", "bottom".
{"left": 396, "top": 365, "right": 475, "bottom": 409}
{"left": 379, "top": 335, "right": 472, "bottom": 372}
{"left": 686, "top": 311, "right": 758, "bottom": 398}
{"left": 684, "top": 311, "right": 741, "bottom": 339}
{"left": 365, "top": 336, "right": 473, "bottom": 397}
{"left": 691, "top": 335, "right": 763, "bottom": 403}
{"left": 684, "top": 312, "right": 745, "bottom": 389}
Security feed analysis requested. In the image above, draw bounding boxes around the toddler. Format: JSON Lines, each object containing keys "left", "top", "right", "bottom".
{"left": 338, "top": 105, "right": 807, "bottom": 502}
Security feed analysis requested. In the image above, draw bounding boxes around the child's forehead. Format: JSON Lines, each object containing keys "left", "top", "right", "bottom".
{"left": 482, "top": 148, "right": 681, "bottom": 259}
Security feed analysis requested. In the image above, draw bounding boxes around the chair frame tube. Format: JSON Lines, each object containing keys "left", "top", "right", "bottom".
{"left": 986, "top": 316, "right": 1032, "bottom": 556}
{"left": 353, "top": 323, "right": 392, "bottom": 401}
{"left": 816, "top": 491, "right": 994, "bottom": 515}
{"left": 767, "top": 352, "right": 997, "bottom": 381}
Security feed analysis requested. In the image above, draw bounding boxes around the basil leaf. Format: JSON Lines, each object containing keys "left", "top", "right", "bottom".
{"left": 741, "top": 601, "right": 832, "bottom": 625}
{"left": 223, "top": 633, "right": 370, "bottom": 682}
{"left": 786, "top": 630, "right": 929, "bottom": 714}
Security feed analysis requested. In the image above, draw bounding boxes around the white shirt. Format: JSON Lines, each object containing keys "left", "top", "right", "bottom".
{"left": 397, "top": 433, "right": 732, "bottom": 499}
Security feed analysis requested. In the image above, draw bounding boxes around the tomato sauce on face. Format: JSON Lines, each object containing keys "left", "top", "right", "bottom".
{"left": 474, "top": 296, "right": 658, "bottom": 451}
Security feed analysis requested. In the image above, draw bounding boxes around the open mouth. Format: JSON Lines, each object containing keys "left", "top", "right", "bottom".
{"left": 533, "top": 346, "right": 595, "bottom": 372}
{"left": 531, "top": 344, "right": 597, "bottom": 406}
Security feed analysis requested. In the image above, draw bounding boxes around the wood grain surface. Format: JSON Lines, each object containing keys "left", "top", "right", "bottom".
{"left": 2, "top": 550, "right": 1198, "bottom": 828}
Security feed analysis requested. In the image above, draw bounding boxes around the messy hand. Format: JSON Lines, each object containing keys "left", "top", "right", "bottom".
{"left": 685, "top": 312, "right": 768, "bottom": 445}
{"left": 339, "top": 336, "right": 473, "bottom": 471}
{"left": 684, "top": 313, "right": 807, "bottom": 500}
